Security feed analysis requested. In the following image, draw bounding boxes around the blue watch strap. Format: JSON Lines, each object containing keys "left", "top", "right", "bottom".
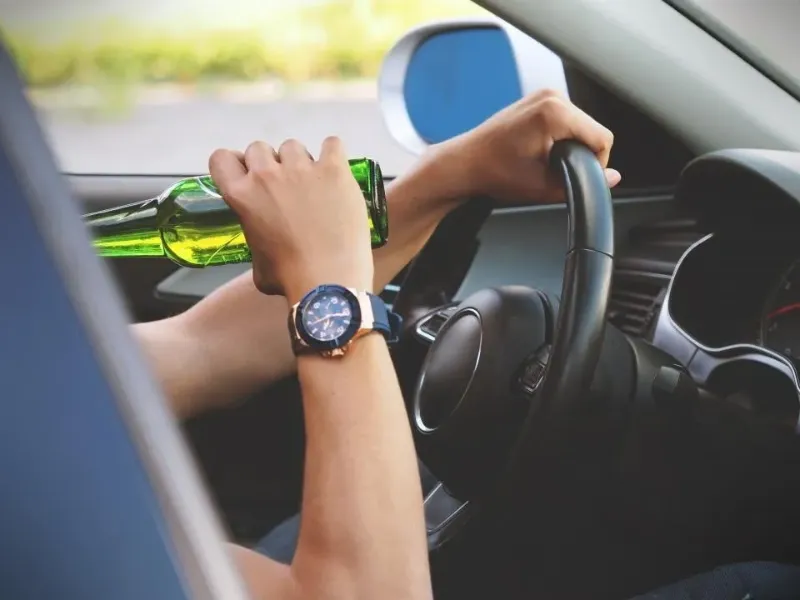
{"left": 368, "top": 292, "right": 402, "bottom": 343}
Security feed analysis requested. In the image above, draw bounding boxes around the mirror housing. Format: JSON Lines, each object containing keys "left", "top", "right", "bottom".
{"left": 377, "top": 17, "right": 568, "bottom": 155}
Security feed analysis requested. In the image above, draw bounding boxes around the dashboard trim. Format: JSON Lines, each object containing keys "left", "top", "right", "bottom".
{"left": 652, "top": 233, "right": 800, "bottom": 428}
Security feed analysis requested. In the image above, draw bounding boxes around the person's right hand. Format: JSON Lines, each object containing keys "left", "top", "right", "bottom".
{"left": 209, "top": 137, "right": 374, "bottom": 304}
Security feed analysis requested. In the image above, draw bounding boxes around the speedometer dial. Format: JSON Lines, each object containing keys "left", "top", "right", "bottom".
{"left": 761, "top": 260, "right": 800, "bottom": 361}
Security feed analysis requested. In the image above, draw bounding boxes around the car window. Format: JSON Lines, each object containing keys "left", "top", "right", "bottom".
{"left": 4, "top": 0, "right": 487, "bottom": 177}
{"left": 671, "top": 0, "right": 800, "bottom": 99}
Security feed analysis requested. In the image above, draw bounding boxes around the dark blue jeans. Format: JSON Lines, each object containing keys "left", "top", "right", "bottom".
{"left": 256, "top": 520, "right": 800, "bottom": 600}
{"left": 253, "top": 458, "right": 800, "bottom": 599}
{"left": 629, "top": 562, "right": 800, "bottom": 599}
{"left": 254, "top": 513, "right": 301, "bottom": 565}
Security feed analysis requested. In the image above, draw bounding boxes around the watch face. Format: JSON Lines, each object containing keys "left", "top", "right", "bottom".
{"left": 301, "top": 290, "right": 354, "bottom": 342}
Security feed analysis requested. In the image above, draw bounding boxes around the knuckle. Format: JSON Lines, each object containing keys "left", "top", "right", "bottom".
{"left": 322, "top": 135, "right": 343, "bottom": 148}
{"left": 208, "top": 148, "right": 228, "bottom": 169}
{"left": 279, "top": 138, "right": 314, "bottom": 167}
{"left": 246, "top": 140, "right": 278, "bottom": 165}
{"left": 533, "top": 87, "right": 562, "bottom": 101}
{"left": 279, "top": 137, "right": 302, "bottom": 150}
{"left": 322, "top": 160, "right": 351, "bottom": 181}
{"left": 534, "top": 96, "right": 567, "bottom": 124}
{"left": 226, "top": 179, "right": 252, "bottom": 207}
{"left": 245, "top": 140, "right": 268, "bottom": 156}
{"left": 279, "top": 138, "right": 307, "bottom": 156}
{"left": 250, "top": 165, "right": 277, "bottom": 185}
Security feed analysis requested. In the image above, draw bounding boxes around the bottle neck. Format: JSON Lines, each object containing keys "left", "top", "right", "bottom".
{"left": 84, "top": 197, "right": 165, "bottom": 258}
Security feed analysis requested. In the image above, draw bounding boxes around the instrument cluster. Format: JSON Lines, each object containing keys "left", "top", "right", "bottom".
{"left": 759, "top": 259, "right": 800, "bottom": 363}
{"left": 665, "top": 231, "right": 800, "bottom": 362}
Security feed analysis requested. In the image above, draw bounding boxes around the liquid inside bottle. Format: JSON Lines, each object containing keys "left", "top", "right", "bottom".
{"left": 86, "top": 158, "right": 388, "bottom": 268}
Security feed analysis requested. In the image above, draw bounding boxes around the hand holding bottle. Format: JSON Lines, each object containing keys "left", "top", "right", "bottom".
{"left": 209, "top": 138, "right": 374, "bottom": 303}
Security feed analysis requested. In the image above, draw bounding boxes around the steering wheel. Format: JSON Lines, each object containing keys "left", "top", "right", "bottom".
{"left": 404, "top": 140, "right": 615, "bottom": 512}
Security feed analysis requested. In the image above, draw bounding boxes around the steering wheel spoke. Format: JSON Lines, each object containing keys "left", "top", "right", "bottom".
{"left": 414, "top": 304, "right": 460, "bottom": 344}
{"left": 424, "top": 483, "right": 471, "bottom": 550}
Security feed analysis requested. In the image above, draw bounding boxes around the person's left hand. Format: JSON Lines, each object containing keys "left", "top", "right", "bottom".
{"left": 432, "top": 89, "right": 621, "bottom": 205}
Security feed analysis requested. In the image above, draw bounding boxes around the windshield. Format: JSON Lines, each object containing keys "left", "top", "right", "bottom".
{"left": 671, "top": 0, "right": 800, "bottom": 98}
{"left": 3, "top": 0, "right": 485, "bottom": 177}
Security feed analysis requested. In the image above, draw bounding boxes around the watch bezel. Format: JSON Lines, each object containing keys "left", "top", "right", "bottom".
{"left": 294, "top": 284, "right": 363, "bottom": 351}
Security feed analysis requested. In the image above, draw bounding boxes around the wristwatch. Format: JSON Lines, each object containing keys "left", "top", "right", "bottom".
{"left": 288, "top": 284, "right": 403, "bottom": 357}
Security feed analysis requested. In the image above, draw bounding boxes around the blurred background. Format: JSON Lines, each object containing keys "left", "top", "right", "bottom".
{"left": 2, "top": 0, "right": 486, "bottom": 176}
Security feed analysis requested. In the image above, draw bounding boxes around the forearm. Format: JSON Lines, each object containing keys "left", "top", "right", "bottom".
{"left": 371, "top": 140, "right": 467, "bottom": 290}
{"left": 290, "top": 335, "right": 431, "bottom": 599}
{"left": 133, "top": 279, "right": 291, "bottom": 418}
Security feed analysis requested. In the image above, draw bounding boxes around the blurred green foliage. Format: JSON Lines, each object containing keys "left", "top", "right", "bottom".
{"left": 5, "top": 0, "right": 485, "bottom": 88}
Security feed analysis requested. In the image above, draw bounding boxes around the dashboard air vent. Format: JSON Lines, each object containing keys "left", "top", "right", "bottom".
{"left": 608, "top": 216, "right": 704, "bottom": 339}
{"left": 609, "top": 271, "right": 670, "bottom": 338}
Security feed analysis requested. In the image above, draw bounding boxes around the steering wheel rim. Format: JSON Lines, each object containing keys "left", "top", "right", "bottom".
{"left": 406, "top": 140, "right": 615, "bottom": 501}
{"left": 500, "top": 139, "right": 615, "bottom": 485}
{"left": 530, "top": 139, "right": 615, "bottom": 418}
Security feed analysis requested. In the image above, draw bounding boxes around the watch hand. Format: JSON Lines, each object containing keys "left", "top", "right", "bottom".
{"left": 309, "top": 312, "right": 349, "bottom": 325}
{"left": 325, "top": 312, "right": 349, "bottom": 320}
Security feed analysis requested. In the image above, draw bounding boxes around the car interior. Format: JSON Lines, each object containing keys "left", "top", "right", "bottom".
{"left": 5, "top": 0, "right": 800, "bottom": 598}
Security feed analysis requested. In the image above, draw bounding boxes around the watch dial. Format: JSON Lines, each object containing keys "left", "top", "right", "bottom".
{"left": 301, "top": 291, "right": 354, "bottom": 342}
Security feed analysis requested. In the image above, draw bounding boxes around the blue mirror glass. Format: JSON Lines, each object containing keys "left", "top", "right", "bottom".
{"left": 403, "top": 27, "right": 522, "bottom": 144}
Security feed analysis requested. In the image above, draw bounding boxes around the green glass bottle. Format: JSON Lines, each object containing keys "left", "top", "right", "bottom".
{"left": 85, "top": 158, "right": 389, "bottom": 268}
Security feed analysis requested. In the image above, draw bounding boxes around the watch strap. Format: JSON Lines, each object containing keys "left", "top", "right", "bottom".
{"left": 368, "top": 292, "right": 402, "bottom": 343}
{"left": 289, "top": 286, "right": 403, "bottom": 357}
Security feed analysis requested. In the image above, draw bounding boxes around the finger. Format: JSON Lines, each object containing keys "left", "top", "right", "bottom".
{"left": 319, "top": 135, "right": 347, "bottom": 165}
{"left": 278, "top": 138, "right": 313, "bottom": 166}
{"left": 534, "top": 96, "right": 614, "bottom": 168}
{"left": 605, "top": 168, "right": 622, "bottom": 188}
{"left": 244, "top": 141, "right": 279, "bottom": 174}
{"left": 567, "top": 109, "right": 614, "bottom": 168}
{"left": 227, "top": 149, "right": 245, "bottom": 165}
{"left": 208, "top": 148, "right": 247, "bottom": 196}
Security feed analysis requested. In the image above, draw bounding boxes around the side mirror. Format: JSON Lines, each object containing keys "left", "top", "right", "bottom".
{"left": 377, "top": 17, "right": 568, "bottom": 155}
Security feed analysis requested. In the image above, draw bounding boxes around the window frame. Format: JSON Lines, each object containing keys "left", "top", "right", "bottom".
{"left": 665, "top": 0, "right": 800, "bottom": 101}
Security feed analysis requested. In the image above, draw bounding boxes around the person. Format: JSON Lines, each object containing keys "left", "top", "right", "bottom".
{"left": 133, "top": 90, "right": 620, "bottom": 599}
{"left": 131, "top": 90, "right": 800, "bottom": 600}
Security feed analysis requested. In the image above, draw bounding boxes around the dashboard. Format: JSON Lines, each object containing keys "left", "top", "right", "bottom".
{"left": 652, "top": 149, "right": 800, "bottom": 427}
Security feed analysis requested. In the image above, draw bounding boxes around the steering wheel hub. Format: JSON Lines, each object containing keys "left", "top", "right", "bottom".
{"left": 415, "top": 309, "right": 483, "bottom": 433}
{"left": 413, "top": 287, "right": 554, "bottom": 497}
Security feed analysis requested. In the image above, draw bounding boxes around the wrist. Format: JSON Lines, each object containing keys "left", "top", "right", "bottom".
{"left": 426, "top": 134, "right": 483, "bottom": 201}
{"left": 284, "top": 267, "right": 374, "bottom": 306}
